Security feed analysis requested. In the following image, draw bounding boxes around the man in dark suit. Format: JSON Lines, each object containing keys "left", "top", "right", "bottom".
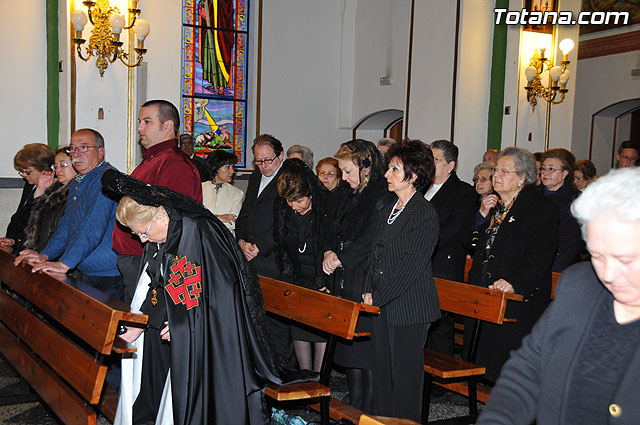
{"left": 237, "top": 134, "right": 296, "bottom": 366}
{"left": 425, "top": 140, "right": 476, "bottom": 356}
{"left": 179, "top": 133, "right": 208, "bottom": 181}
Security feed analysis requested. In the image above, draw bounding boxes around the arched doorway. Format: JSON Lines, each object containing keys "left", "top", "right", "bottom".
{"left": 352, "top": 109, "right": 404, "bottom": 142}
{"left": 589, "top": 98, "right": 640, "bottom": 173}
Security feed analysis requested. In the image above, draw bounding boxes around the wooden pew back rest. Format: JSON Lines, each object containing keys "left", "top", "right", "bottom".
{"left": 0, "top": 250, "right": 147, "bottom": 425}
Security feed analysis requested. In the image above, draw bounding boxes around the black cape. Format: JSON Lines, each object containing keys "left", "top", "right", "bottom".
{"left": 102, "top": 170, "right": 311, "bottom": 425}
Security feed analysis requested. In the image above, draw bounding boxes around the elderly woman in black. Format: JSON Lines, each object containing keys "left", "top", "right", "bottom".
{"left": 0, "top": 143, "right": 55, "bottom": 253}
{"left": 362, "top": 139, "right": 441, "bottom": 422}
{"left": 322, "top": 139, "right": 394, "bottom": 412}
{"left": 539, "top": 148, "right": 582, "bottom": 272}
{"left": 274, "top": 158, "right": 331, "bottom": 372}
{"left": 467, "top": 147, "right": 559, "bottom": 381}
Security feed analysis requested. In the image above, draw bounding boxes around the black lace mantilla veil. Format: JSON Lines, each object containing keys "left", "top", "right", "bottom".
{"left": 101, "top": 169, "right": 311, "bottom": 383}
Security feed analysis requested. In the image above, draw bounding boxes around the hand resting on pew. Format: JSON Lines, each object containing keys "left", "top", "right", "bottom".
{"left": 120, "top": 326, "right": 145, "bottom": 344}
{"left": 14, "top": 249, "right": 48, "bottom": 266}
{"left": 488, "top": 278, "right": 514, "bottom": 293}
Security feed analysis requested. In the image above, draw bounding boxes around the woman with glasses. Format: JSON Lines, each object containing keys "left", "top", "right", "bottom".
{"left": 539, "top": 148, "right": 582, "bottom": 272}
{"left": 472, "top": 162, "right": 497, "bottom": 226}
{"left": 103, "top": 171, "right": 290, "bottom": 425}
{"left": 466, "top": 147, "right": 559, "bottom": 381}
{"left": 202, "top": 150, "right": 244, "bottom": 235}
{"left": 315, "top": 157, "right": 341, "bottom": 192}
{"left": 322, "top": 139, "right": 394, "bottom": 412}
{"left": 0, "top": 143, "right": 54, "bottom": 254}
{"left": 23, "top": 148, "right": 78, "bottom": 252}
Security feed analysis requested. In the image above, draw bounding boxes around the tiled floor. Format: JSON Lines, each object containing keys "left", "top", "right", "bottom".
{"left": 0, "top": 353, "right": 477, "bottom": 424}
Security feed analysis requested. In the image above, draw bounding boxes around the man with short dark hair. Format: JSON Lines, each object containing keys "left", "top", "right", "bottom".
{"left": 15, "top": 129, "right": 124, "bottom": 300}
{"left": 112, "top": 100, "right": 202, "bottom": 303}
{"left": 179, "top": 133, "right": 207, "bottom": 181}
{"left": 616, "top": 140, "right": 639, "bottom": 168}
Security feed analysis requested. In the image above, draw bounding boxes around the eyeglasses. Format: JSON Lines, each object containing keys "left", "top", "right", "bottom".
{"left": 52, "top": 162, "right": 72, "bottom": 170}
{"left": 473, "top": 176, "right": 491, "bottom": 183}
{"left": 539, "top": 166, "right": 563, "bottom": 174}
{"left": 619, "top": 155, "right": 638, "bottom": 161}
{"left": 18, "top": 168, "right": 34, "bottom": 177}
{"left": 491, "top": 167, "right": 518, "bottom": 177}
{"left": 319, "top": 171, "right": 337, "bottom": 178}
{"left": 67, "top": 145, "right": 100, "bottom": 153}
{"left": 135, "top": 213, "right": 158, "bottom": 240}
{"left": 254, "top": 155, "right": 277, "bottom": 165}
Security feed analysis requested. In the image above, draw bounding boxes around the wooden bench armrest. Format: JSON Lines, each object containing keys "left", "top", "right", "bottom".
{"left": 504, "top": 292, "right": 524, "bottom": 302}
{"left": 358, "top": 303, "right": 380, "bottom": 314}
{"left": 112, "top": 336, "right": 137, "bottom": 354}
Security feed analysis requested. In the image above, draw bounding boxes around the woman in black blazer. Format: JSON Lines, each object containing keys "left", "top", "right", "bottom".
{"left": 363, "top": 139, "right": 441, "bottom": 422}
{"left": 322, "top": 139, "right": 394, "bottom": 412}
{"left": 467, "top": 147, "right": 559, "bottom": 381}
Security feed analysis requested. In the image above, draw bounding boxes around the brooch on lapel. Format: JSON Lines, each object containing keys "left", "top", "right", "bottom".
{"left": 508, "top": 216, "right": 516, "bottom": 223}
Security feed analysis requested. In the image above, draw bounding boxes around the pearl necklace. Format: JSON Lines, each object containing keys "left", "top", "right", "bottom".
{"left": 387, "top": 191, "right": 416, "bottom": 225}
{"left": 387, "top": 200, "right": 406, "bottom": 225}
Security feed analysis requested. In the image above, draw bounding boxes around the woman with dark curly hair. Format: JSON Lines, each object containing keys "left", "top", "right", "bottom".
{"left": 0, "top": 143, "right": 54, "bottom": 253}
{"left": 322, "top": 139, "right": 395, "bottom": 412}
{"left": 274, "top": 158, "right": 332, "bottom": 372}
{"left": 362, "top": 139, "right": 441, "bottom": 421}
{"left": 202, "top": 150, "right": 244, "bottom": 235}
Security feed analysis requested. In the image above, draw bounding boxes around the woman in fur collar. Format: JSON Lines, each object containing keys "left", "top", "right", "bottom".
{"left": 274, "top": 158, "right": 333, "bottom": 372}
{"left": 322, "top": 139, "right": 395, "bottom": 412}
{"left": 24, "top": 148, "right": 77, "bottom": 252}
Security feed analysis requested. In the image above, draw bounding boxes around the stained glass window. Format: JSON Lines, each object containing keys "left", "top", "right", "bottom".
{"left": 182, "top": 0, "right": 249, "bottom": 166}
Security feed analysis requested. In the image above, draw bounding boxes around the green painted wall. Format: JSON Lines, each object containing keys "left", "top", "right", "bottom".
{"left": 486, "top": 0, "right": 508, "bottom": 150}
{"left": 46, "top": 0, "right": 59, "bottom": 150}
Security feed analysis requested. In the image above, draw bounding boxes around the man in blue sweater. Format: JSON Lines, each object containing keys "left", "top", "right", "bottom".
{"left": 15, "top": 128, "right": 124, "bottom": 301}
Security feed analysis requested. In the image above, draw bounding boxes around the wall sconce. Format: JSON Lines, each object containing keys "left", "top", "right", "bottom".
{"left": 71, "top": 0, "right": 150, "bottom": 77}
{"left": 524, "top": 38, "right": 574, "bottom": 111}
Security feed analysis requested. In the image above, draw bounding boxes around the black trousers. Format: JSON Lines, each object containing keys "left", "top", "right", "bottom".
{"left": 371, "top": 313, "right": 430, "bottom": 422}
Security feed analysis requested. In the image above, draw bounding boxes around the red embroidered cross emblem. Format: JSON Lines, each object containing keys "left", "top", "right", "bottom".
{"left": 165, "top": 255, "right": 202, "bottom": 310}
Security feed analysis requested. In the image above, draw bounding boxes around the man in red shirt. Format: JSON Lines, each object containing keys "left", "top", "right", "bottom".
{"left": 113, "top": 99, "right": 203, "bottom": 302}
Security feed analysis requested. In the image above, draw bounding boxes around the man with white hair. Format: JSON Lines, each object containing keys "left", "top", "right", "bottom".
{"left": 477, "top": 167, "right": 640, "bottom": 425}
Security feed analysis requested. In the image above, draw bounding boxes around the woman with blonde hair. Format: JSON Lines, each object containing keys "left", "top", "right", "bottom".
{"left": 322, "top": 139, "right": 394, "bottom": 412}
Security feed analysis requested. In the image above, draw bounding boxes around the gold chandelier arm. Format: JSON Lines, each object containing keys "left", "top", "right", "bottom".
{"left": 117, "top": 51, "right": 144, "bottom": 68}
{"left": 122, "top": 13, "right": 138, "bottom": 30}
{"left": 76, "top": 44, "right": 92, "bottom": 62}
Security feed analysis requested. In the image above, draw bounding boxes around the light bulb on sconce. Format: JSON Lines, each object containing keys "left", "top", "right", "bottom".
{"left": 71, "top": 0, "right": 150, "bottom": 77}
{"left": 523, "top": 37, "right": 574, "bottom": 111}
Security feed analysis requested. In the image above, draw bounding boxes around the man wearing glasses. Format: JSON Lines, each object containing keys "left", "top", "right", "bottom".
{"left": 112, "top": 100, "right": 202, "bottom": 304}
{"left": 616, "top": 140, "right": 640, "bottom": 168}
{"left": 15, "top": 129, "right": 125, "bottom": 301}
{"left": 236, "top": 134, "right": 296, "bottom": 367}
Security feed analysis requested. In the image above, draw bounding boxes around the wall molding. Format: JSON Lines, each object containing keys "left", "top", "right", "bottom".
{"left": 578, "top": 30, "right": 640, "bottom": 60}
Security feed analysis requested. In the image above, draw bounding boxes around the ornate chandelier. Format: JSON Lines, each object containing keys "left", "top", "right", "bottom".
{"left": 71, "top": 0, "right": 150, "bottom": 77}
{"left": 524, "top": 38, "right": 574, "bottom": 111}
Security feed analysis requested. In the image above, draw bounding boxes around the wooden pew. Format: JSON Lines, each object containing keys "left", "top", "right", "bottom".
{"left": 0, "top": 250, "right": 147, "bottom": 425}
{"left": 259, "top": 275, "right": 379, "bottom": 425}
{"left": 422, "top": 277, "right": 523, "bottom": 424}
